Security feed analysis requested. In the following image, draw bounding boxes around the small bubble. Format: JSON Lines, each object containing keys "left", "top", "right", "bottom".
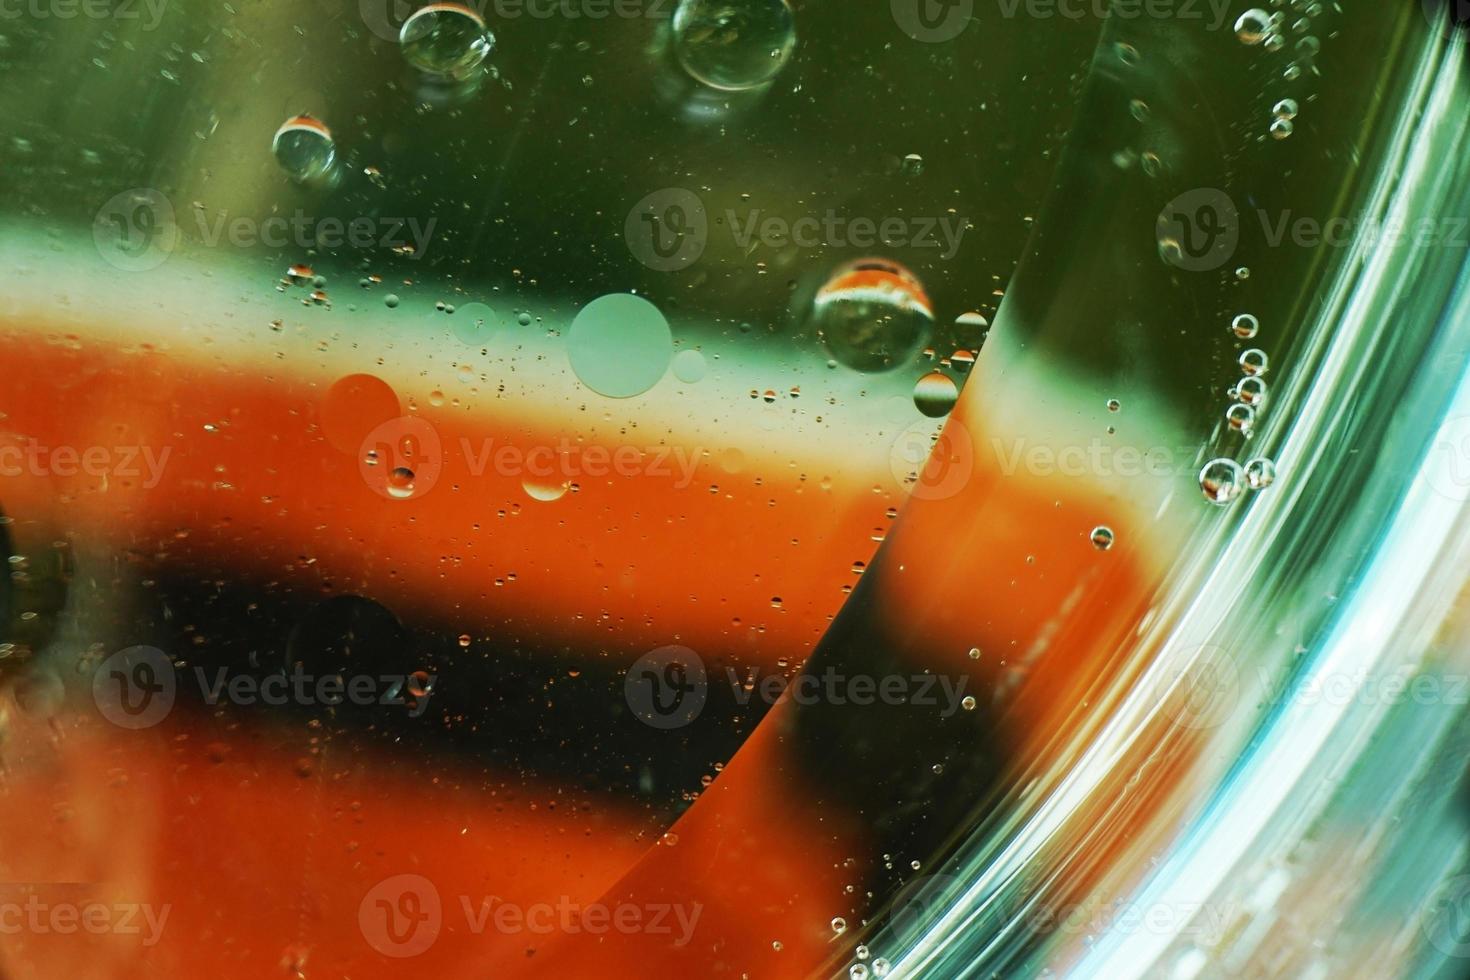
{"left": 1226, "top": 403, "right": 1256, "bottom": 435}
{"left": 1239, "top": 348, "right": 1269, "bottom": 376}
{"left": 1235, "top": 8, "right": 1273, "bottom": 44}
{"left": 1199, "top": 458, "right": 1246, "bottom": 505}
{"left": 399, "top": 2, "right": 494, "bottom": 77}
{"left": 1231, "top": 313, "right": 1260, "bottom": 339}
{"left": 961, "top": 695, "right": 977, "bottom": 711}
{"left": 272, "top": 115, "right": 336, "bottom": 184}
{"left": 1270, "top": 117, "right": 1294, "bottom": 140}
{"left": 831, "top": 917, "right": 847, "bottom": 935}
{"left": 1090, "top": 525, "right": 1115, "bottom": 551}
{"left": 1236, "top": 376, "right": 1268, "bottom": 406}
{"left": 1245, "top": 457, "right": 1277, "bottom": 490}
{"left": 1273, "top": 98, "right": 1299, "bottom": 120}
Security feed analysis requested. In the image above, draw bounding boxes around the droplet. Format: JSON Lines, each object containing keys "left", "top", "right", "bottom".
{"left": 1090, "top": 525, "right": 1115, "bottom": 551}
{"left": 523, "top": 477, "right": 569, "bottom": 502}
{"left": 387, "top": 466, "right": 417, "bottom": 499}
{"left": 272, "top": 115, "right": 336, "bottom": 183}
{"left": 1199, "top": 458, "right": 1246, "bottom": 505}
{"left": 1231, "top": 313, "right": 1260, "bottom": 339}
{"left": 399, "top": 2, "right": 495, "bottom": 77}
{"left": 384, "top": 294, "right": 401, "bottom": 309}
{"left": 1236, "top": 376, "right": 1268, "bottom": 406}
{"left": 673, "top": 349, "right": 708, "bottom": 384}
{"left": 568, "top": 294, "right": 673, "bottom": 398}
{"left": 1226, "top": 403, "right": 1256, "bottom": 435}
{"left": 814, "top": 258, "right": 933, "bottom": 373}
{"left": 672, "top": 0, "right": 798, "bottom": 91}
{"left": 1245, "top": 457, "right": 1277, "bottom": 490}
{"left": 1239, "top": 348, "right": 1269, "bottom": 376}
{"left": 1234, "top": 8, "right": 1273, "bottom": 44}
{"left": 912, "top": 371, "right": 958, "bottom": 418}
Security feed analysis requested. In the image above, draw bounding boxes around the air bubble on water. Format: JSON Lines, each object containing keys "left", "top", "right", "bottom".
{"left": 272, "top": 115, "right": 336, "bottom": 183}
{"left": 523, "top": 477, "right": 569, "bottom": 502}
{"left": 1239, "top": 348, "right": 1269, "bottom": 376}
{"left": 568, "top": 294, "right": 673, "bottom": 398}
{"left": 1245, "top": 457, "right": 1277, "bottom": 490}
{"left": 1231, "top": 313, "right": 1260, "bottom": 339}
{"left": 387, "top": 466, "right": 417, "bottom": 499}
{"left": 813, "top": 258, "right": 933, "bottom": 372}
{"left": 399, "top": 2, "right": 495, "bottom": 77}
{"left": 407, "top": 670, "right": 434, "bottom": 698}
{"left": 1270, "top": 118, "right": 1294, "bottom": 140}
{"left": 1235, "top": 9, "right": 1272, "bottom": 44}
{"left": 1199, "top": 458, "right": 1246, "bottom": 505}
{"left": 1236, "top": 376, "right": 1267, "bottom": 406}
{"left": 1273, "top": 98, "right": 1299, "bottom": 120}
{"left": 1091, "top": 526, "right": 1115, "bottom": 551}
{"left": 673, "top": 349, "right": 709, "bottom": 384}
{"left": 1226, "top": 403, "right": 1256, "bottom": 435}
{"left": 913, "top": 371, "right": 958, "bottom": 418}
{"left": 672, "top": 0, "right": 797, "bottom": 91}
